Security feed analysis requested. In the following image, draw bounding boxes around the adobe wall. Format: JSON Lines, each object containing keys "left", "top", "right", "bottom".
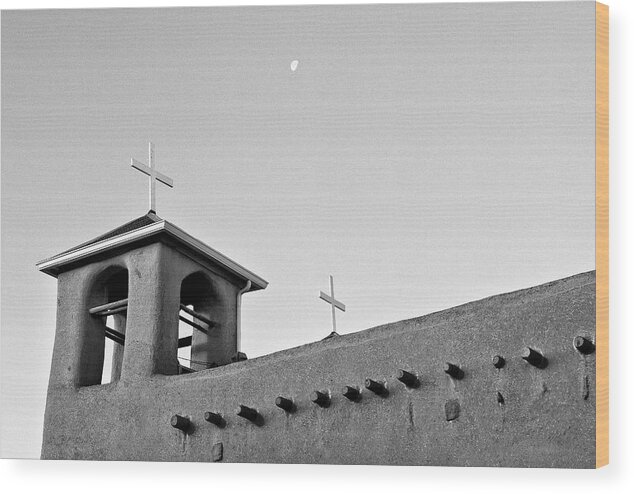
{"left": 41, "top": 271, "right": 596, "bottom": 468}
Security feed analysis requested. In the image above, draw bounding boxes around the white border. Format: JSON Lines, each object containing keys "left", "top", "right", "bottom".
{"left": 3, "top": 0, "right": 634, "bottom": 493}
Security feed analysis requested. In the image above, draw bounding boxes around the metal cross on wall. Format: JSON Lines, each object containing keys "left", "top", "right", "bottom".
{"left": 131, "top": 142, "right": 174, "bottom": 213}
{"left": 319, "top": 275, "right": 346, "bottom": 336}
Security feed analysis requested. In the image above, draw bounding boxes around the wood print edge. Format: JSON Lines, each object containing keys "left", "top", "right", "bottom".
{"left": 595, "top": 0, "right": 609, "bottom": 469}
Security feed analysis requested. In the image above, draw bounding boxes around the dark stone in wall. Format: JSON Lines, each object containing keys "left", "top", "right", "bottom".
{"left": 445, "top": 400, "right": 460, "bottom": 421}
{"left": 212, "top": 442, "right": 223, "bottom": 462}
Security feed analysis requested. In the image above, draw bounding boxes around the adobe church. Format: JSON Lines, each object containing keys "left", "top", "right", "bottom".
{"left": 37, "top": 144, "right": 596, "bottom": 467}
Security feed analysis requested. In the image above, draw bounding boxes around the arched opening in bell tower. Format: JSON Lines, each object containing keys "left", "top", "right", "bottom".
{"left": 177, "top": 272, "right": 216, "bottom": 373}
{"left": 85, "top": 266, "right": 129, "bottom": 385}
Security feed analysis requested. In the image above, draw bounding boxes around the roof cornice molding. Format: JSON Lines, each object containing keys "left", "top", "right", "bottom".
{"left": 36, "top": 220, "right": 268, "bottom": 291}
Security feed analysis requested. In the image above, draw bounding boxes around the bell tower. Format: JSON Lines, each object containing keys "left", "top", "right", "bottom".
{"left": 38, "top": 143, "right": 267, "bottom": 459}
{"left": 38, "top": 141, "right": 267, "bottom": 387}
{"left": 37, "top": 211, "right": 267, "bottom": 387}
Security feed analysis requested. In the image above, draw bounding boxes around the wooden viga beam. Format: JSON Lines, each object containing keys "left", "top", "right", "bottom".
{"left": 89, "top": 298, "right": 128, "bottom": 317}
{"left": 179, "top": 304, "right": 214, "bottom": 327}
{"left": 178, "top": 335, "right": 192, "bottom": 348}
{"left": 104, "top": 326, "right": 190, "bottom": 349}
{"left": 89, "top": 300, "right": 212, "bottom": 328}
{"left": 105, "top": 326, "right": 125, "bottom": 346}
{"left": 90, "top": 300, "right": 212, "bottom": 336}
{"left": 178, "top": 316, "right": 210, "bottom": 334}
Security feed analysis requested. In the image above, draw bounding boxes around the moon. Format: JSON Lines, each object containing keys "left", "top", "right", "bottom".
{"left": 290, "top": 60, "right": 299, "bottom": 72}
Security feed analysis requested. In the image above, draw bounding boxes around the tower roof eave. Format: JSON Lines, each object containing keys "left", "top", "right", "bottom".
{"left": 35, "top": 215, "right": 268, "bottom": 292}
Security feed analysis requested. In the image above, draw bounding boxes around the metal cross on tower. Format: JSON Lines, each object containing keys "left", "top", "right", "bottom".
{"left": 319, "top": 275, "right": 346, "bottom": 336}
{"left": 131, "top": 142, "right": 174, "bottom": 213}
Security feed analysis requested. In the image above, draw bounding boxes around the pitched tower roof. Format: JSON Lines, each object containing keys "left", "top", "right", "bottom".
{"left": 36, "top": 212, "right": 267, "bottom": 292}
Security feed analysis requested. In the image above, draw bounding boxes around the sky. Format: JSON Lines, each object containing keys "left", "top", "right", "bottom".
{"left": 1, "top": 2, "right": 595, "bottom": 458}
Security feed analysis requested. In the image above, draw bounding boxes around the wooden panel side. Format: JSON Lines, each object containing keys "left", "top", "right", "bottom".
{"left": 595, "top": 0, "right": 609, "bottom": 469}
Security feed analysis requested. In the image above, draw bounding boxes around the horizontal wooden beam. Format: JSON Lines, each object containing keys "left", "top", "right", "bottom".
{"left": 95, "top": 306, "right": 128, "bottom": 317}
{"left": 178, "top": 335, "right": 192, "bottom": 348}
{"left": 179, "top": 304, "right": 214, "bottom": 327}
{"left": 89, "top": 298, "right": 128, "bottom": 316}
{"left": 104, "top": 326, "right": 125, "bottom": 346}
{"left": 179, "top": 315, "right": 209, "bottom": 334}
